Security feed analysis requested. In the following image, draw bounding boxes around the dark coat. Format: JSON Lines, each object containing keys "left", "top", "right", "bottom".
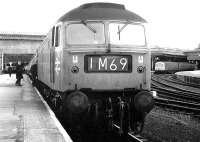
{"left": 8, "top": 66, "right": 12, "bottom": 73}
{"left": 16, "top": 64, "right": 23, "bottom": 79}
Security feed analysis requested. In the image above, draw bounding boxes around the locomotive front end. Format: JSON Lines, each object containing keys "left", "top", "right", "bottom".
{"left": 60, "top": 3, "right": 154, "bottom": 134}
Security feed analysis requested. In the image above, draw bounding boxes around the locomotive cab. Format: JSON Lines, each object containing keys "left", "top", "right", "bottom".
{"left": 59, "top": 4, "right": 151, "bottom": 91}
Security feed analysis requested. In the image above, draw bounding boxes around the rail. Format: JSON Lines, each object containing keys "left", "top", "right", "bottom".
{"left": 152, "top": 74, "right": 200, "bottom": 115}
{"left": 113, "top": 124, "right": 150, "bottom": 142}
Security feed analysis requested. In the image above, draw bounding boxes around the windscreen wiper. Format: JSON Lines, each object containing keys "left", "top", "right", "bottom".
{"left": 117, "top": 21, "right": 130, "bottom": 34}
{"left": 81, "top": 21, "right": 96, "bottom": 34}
{"left": 117, "top": 21, "right": 130, "bottom": 40}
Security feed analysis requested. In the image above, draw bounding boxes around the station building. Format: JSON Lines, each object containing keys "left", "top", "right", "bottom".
{"left": 0, "top": 32, "right": 45, "bottom": 72}
{"left": 151, "top": 46, "right": 187, "bottom": 70}
{"left": 184, "top": 47, "right": 200, "bottom": 69}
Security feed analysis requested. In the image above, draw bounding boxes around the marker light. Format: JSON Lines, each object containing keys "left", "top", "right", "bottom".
{"left": 71, "top": 66, "right": 79, "bottom": 73}
{"left": 137, "top": 66, "right": 145, "bottom": 73}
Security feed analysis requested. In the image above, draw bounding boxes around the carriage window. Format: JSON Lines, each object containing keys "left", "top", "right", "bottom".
{"left": 66, "top": 23, "right": 105, "bottom": 45}
{"left": 55, "top": 26, "right": 60, "bottom": 47}
{"left": 109, "top": 23, "right": 146, "bottom": 46}
{"left": 52, "top": 27, "right": 55, "bottom": 46}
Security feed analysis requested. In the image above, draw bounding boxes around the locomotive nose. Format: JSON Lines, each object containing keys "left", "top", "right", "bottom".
{"left": 65, "top": 91, "right": 89, "bottom": 114}
{"left": 134, "top": 91, "right": 154, "bottom": 113}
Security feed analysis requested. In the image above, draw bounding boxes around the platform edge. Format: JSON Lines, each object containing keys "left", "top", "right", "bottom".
{"left": 34, "top": 87, "right": 73, "bottom": 142}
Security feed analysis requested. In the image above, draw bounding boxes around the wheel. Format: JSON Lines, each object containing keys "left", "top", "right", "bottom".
{"left": 43, "top": 88, "right": 47, "bottom": 97}
{"left": 52, "top": 92, "right": 63, "bottom": 112}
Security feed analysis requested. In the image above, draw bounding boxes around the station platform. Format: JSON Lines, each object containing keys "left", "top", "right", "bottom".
{"left": 0, "top": 74, "right": 72, "bottom": 142}
{"left": 175, "top": 70, "right": 200, "bottom": 84}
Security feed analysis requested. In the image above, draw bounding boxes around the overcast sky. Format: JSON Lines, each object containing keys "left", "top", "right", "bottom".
{"left": 0, "top": 0, "right": 200, "bottom": 50}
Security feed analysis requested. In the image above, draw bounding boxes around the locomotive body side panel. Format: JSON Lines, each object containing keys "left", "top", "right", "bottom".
{"left": 38, "top": 34, "right": 51, "bottom": 88}
{"left": 178, "top": 62, "right": 196, "bottom": 71}
{"left": 43, "top": 38, "right": 51, "bottom": 87}
{"left": 53, "top": 23, "right": 63, "bottom": 91}
{"left": 38, "top": 30, "right": 56, "bottom": 90}
{"left": 38, "top": 38, "right": 46, "bottom": 85}
{"left": 38, "top": 24, "right": 64, "bottom": 91}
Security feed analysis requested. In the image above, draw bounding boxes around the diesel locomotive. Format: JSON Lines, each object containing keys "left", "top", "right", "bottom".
{"left": 155, "top": 61, "right": 196, "bottom": 73}
{"left": 35, "top": 2, "right": 154, "bottom": 135}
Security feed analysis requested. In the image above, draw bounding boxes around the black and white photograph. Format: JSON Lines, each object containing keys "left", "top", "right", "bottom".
{"left": 0, "top": 0, "right": 200, "bottom": 142}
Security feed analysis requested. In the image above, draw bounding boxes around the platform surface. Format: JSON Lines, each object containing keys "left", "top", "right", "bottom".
{"left": 0, "top": 74, "right": 72, "bottom": 142}
{"left": 175, "top": 70, "right": 200, "bottom": 78}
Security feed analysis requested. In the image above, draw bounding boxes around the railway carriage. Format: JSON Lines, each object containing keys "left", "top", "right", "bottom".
{"left": 37, "top": 2, "right": 154, "bottom": 135}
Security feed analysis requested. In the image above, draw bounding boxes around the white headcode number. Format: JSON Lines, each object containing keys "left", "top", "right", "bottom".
{"left": 110, "top": 59, "right": 117, "bottom": 70}
{"left": 90, "top": 56, "right": 129, "bottom": 71}
{"left": 120, "top": 58, "right": 127, "bottom": 70}
{"left": 99, "top": 58, "right": 107, "bottom": 70}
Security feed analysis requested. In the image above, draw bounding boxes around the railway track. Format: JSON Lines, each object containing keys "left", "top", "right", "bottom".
{"left": 155, "top": 97, "right": 200, "bottom": 115}
{"left": 152, "top": 74, "right": 200, "bottom": 115}
{"left": 152, "top": 75, "right": 200, "bottom": 95}
{"left": 113, "top": 124, "right": 150, "bottom": 142}
{"left": 63, "top": 122, "right": 150, "bottom": 142}
{"left": 157, "top": 74, "right": 200, "bottom": 88}
{"left": 152, "top": 82, "right": 200, "bottom": 103}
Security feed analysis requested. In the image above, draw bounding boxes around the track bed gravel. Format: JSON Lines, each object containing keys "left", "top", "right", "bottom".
{"left": 141, "top": 107, "right": 200, "bottom": 142}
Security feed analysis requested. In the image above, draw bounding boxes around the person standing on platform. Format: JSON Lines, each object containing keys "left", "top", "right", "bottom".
{"left": 8, "top": 66, "right": 12, "bottom": 77}
{"left": 15, "top": 61, "right": 23, "bottom": 86}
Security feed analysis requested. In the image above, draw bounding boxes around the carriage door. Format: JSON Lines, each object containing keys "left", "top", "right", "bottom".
{"left": 50, "top": 25, "right": 61, "bottom": 90}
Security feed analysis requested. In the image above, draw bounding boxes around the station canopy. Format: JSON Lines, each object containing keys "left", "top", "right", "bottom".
{"left": 151, "top": 46, "right": 185, "bottom": 56}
